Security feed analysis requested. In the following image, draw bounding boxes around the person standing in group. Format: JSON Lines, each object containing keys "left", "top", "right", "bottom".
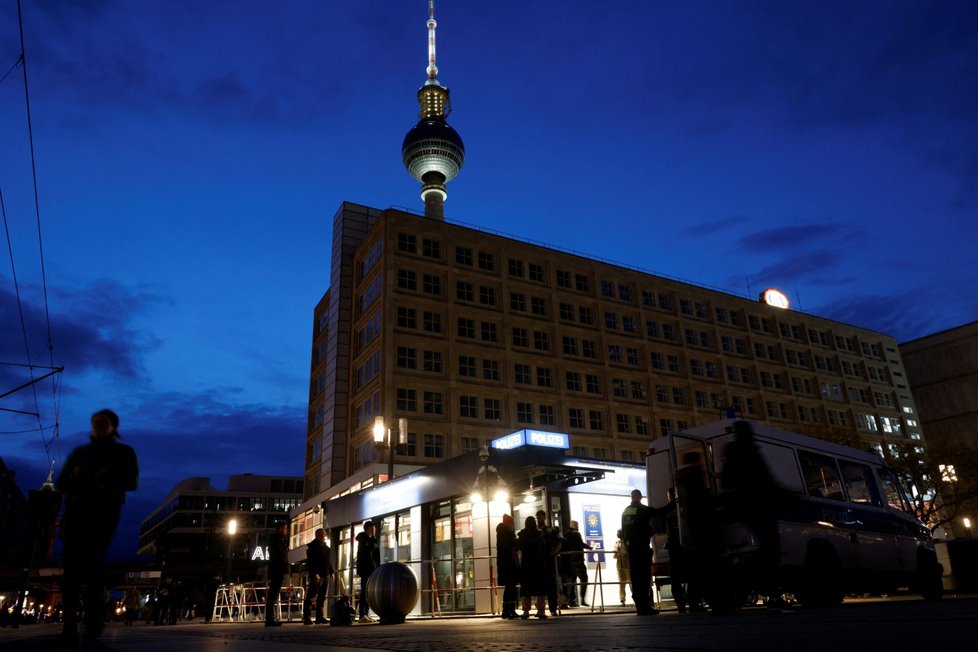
{"left": 650, "top": 488, "right": 700, "bottom": 613}
{"left": 621, "top": 489, "right": 656, "bottom": 616}
{"left": 123, "top": 588, "right": 139, "bottom": 626}
{"left": 264, "top": 521, "right": 290, "bottom": 626}
{"left": 496, "top": 514, "right": 521, "bottom": 619}
{"left": 535, "top": 510, "right": 562, "bottom": 616}
{"left": 722, "top": 420, "right": 789, "bottom": 611}
{"left": 56, "top": 409, "right": 139, "bottom": 643}
{"left": 303, "top": 528, "right": 334, "bottom": 624}
{"left": 560, "top": 520, "right": 592, "bottom": 607}
{"left": 517, "top": 516, "right": 548, "bottom": 619}
{"left": 613, "top": 529, "right": 631, "bottom": 606}
{"left": 355, "top": 520, "right": 380, "bottom": 622}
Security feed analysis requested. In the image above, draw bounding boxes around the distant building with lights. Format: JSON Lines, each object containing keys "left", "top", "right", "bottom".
{"left": 138, "top": 474, "right": 302, "bottom": 581}
{"left": 289, "top": 2, "right": 931, "bottom": 615}
{"left": 901, "top": 321, "right": 978, "bottom": 539}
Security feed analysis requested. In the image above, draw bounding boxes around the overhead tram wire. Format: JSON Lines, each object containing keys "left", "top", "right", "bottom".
{"left": 0, "top": 54, "right": 23, "bottom": 87}
{"left": 0, "top": 185, "right": 48, "bottom": 454}
{"left": 17, "top": 0, "right": 61, "bottom": 461}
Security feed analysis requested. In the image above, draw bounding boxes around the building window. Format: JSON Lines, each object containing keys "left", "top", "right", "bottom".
{"left": 556, "top": 270, "right": 572, "bottom": 288}
{"left": 528, "top": 263, "right": 545, "bottom": 282}
{"left": 626, "top": 347, "right": 641, "bottom": 366}
{"left": 422, "top": 274, "right": 441, "bottom": 295}
{"left": 562, "top": 336, "right": 578, "bottom": 355}
{"left": 569, "top": 408, "right": 585, "bottom": 429}
{"left": 608, "top": 344, "right": 622, "bottom": 363}
{"left": 512, "top": 327, "right": 530, "bottom": 347}
{"left": 480, "top": 321, "right": 498, "bottom": 342}
{"left": 424, "top": 391, "right": 444, "bottom": 415}
{"left": 396, "top": 346, "right": 417, "bottom": 369}
{"left": 621, "top": 450, "right": 635, "bottom": 462}
{"left": 511, "top": 293, "right": 527, "bottom": 312}
{"left": 422, "top": 238, "right": 441, "bottom": 258}
{"left": 482, "top": 359, "right": 500, "bottom": 380}
{"left": 539, "top": 405, "right": 556, "bottom": 426}
{"left": 601, "top": 280, "right": 615, "bottom": 297}
{"left": 536, "top": 367, "right": 554, "bottom": 388}
{"left": 533, "top": 330, "right": 550, "bottom": 351}
{"left": 508, "top": 258, "right": 524, "bottom": 277}
{"left": 585, "top": 374, "right": 601, "bottom": 394}
{"left": 459, "top": 395, "right": 479, "bottom": 418}
{"left": 622, "top": 316, "right": 636, "bottom": 333}
{"left": 658, "top": 293, "right": 673, "bottom": 311}
{"left": 484, "top": 398, "right": 501, "bottom": 421}
{"left": 589, "top": 410, "right": 604, "bottom": 431}
{"left": 398, "top": 233, "right": 417, "bottom": 253}
{"left": 559, "top": 302, "right": 574, "bottom": 321}
{"left": 531, "top": 297, "right": 547, "bottom": 316}
{"left": 515, "top": 364, "right": 532, "bottom": 384}
{"left": 631, "top": 381, "right": 646, "bottom": 400}
{"left": 613, "top": 378, "right": 627, "bottom": 397}
{"left": 565, "top": 371, "right": 582, "bottom": 391}
{"left": 397, "top": 269, "right": 417, "bottom": 291}
{"left": 457, "top": 318, "right": 475, "bottom": 338}
{"left": 396, "top": 388, "right": 417, "bottom": 411}
{"left": 423, "top": 311, "right": 442, "bottom": 333}
{"left": 636, "top": 416, "right": 651, "bottom": 435}
{"left": 423, "top": 350, "right": 443, "bottom": 373}
{"left": 575, "top": 274, "right": 590, "bottom": 292}
{"left": 479, "top": 286, "right": 497, "bottom": 306}
{"left": 605, "top": 312, "right": 620, "bottom": 330}
{"left": 618, "top": 285, "right": 632, "bottom": 302}
{"left": 397, "top": 306, "right": 417, "bottom": 329}
{"left": 461, "top": 436, "right": 480, "bottom": 453}
{"left": 458, "top": 355, "right": 476, "bottom": 377}
{"left": 517, "top": 402, "right": 533, "bottom": 424}
{"left": 578, "top": 306, "right": 594, "bottom": 325}
{"left": 651, "top": 352, "right": 664, "bottom": 369}
{"left": 456, "top": 246, "right": 473, "bottom": 266}
{"left": 423, "top": 434, "right": 444, "bottom": 458}
{"left": 582, "top": 339, "right": 597, "bottom": 358}
{"left": 616, "top": 413, "right": 631, "bottom": 433}
{"left": 478, "top": 251, "right": 495, "bottom": 272}
{"left": 456, "top": 281, "right": 474, "bottom": 302}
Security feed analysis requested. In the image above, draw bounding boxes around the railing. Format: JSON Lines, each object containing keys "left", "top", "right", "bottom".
{"left": 211, "top": 582, "right": 304, "bottom": 623}
{"left": 211, "top": 549, "right": 669, "bottom": 621}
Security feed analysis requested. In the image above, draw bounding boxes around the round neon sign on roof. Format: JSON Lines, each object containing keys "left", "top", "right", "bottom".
{"left": 761, "top": 288, "right": 790, "bottom": 310}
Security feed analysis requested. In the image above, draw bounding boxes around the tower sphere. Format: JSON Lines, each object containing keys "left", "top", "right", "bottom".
{"left": 401, "top": 119, "right": 465, "bottom": 184}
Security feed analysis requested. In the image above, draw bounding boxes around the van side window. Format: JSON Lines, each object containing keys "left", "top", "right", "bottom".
{"left": 838, "top": 461, "right": 882, "bottom": 507}
{"left": 879, "top": 472, "right": 912, "bottom": 513}
{"left": 798, "top": 451, "right": 845, "bottom": 501}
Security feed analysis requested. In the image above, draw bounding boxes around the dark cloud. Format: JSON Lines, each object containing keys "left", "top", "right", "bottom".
{"left": 682, "top": 215, "right": 747, "bottom": 236}
{"left": 748, "top": 248, "right": 847, "bottom": 285}
{"left": 815, "top": 290, "right": 941, "bottom": 344}
{"left": 0, "top": 276, "right": 167, "bottom": 420}
{"left": 738, "top": 223, "right": 864, "bottom": 253}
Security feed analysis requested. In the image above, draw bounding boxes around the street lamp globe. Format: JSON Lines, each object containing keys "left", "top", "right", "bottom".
{"left": 228, "top": 519, "right": 238, "bottom": 536}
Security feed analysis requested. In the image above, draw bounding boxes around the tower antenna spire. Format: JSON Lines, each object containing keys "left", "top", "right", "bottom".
{"left": 402, "top": 0, "right": 465, "bottom": 220}
{"left": 426, "top": 0, "right": 438, "bottom": 80}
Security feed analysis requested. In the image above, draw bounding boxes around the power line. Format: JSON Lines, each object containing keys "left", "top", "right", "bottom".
{"left": 16, "top": 0, "right": 60, "bottom": 461}
{"left": 0, "top": 54, "right": 22, "bottom": 87}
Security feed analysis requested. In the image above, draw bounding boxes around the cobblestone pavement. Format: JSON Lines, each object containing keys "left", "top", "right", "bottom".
{"left": 2, "top": 596, "right": 976, "bottom": 652}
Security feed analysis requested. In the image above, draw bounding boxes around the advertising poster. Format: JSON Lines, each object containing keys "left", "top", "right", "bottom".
{"left": 583, "top": 505, "right": 605, "bottom": 562}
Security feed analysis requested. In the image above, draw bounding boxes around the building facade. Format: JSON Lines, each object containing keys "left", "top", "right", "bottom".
{"left": 303, "top": 202, "right": 925, "bottom": 504}
{"left": 901, "top": 321, "right": 978, "bottom": 538}
{"left": 138, "top": 474, "right": 302, "bottom": 581}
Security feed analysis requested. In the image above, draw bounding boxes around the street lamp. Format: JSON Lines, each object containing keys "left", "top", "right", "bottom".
{"left": 226, "top": 518, "right": 238, "bottom": 582}
{"left": 964, "top": 517, "right": 973, "bottom": 540}
{"left": 373, "top": 417, "right": 407, "bottom": 482}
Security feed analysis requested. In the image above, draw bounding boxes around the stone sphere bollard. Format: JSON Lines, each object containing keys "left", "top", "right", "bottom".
{"left": 365, "top": 562, "right": 419, "bottom": 624}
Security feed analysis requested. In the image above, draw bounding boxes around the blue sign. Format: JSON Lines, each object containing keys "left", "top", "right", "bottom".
{"left": 583, "top": 505, "right": 603, "bottom": 537}
{"left": 491, "top": 429, "right": 570, "bottom": 451}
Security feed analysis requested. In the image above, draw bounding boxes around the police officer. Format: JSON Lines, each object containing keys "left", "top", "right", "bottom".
{"left": 264, "top": 521, "right": 290, "bottom": 626}
{"left": 621, "top": 489, "right": 656, "bottom": 615}
{"left": 535, "top": 510, "right": 563, "bottom": 616}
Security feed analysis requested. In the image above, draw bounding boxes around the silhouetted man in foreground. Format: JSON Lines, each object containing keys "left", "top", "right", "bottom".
{"left": 265, "top": 521, "right": 290, "bottom": 626}
{"left": 303, "top": 528, "right": 334, "bottom": 624}
{"left": 57, "top": 409, "right": 139, "bottom": 643}
{"left": 621, "top": 489, "right": 656, "bottom": 615}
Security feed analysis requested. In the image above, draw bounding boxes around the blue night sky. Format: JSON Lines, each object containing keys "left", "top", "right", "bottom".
{"left": 1, "top": 1, "right": 976, "bottom": 559}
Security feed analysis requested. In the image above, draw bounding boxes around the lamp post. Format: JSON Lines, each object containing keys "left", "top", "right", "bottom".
{"left": 964, "top": 517, "right": 973, "bottom": 540}
{"left": 226, "top": 518, "right": 238, "bottom": 582}
{"left": 373, "top": 417, "right": 407, "bottom": 482}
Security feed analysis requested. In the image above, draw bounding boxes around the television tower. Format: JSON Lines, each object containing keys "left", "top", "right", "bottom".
{"left": 401, "top": 1, "right": 465, "bottom": 220}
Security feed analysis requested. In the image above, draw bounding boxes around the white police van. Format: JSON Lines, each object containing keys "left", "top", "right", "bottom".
{"left": 646, "top": 418, "right": 943, "bottom": 607}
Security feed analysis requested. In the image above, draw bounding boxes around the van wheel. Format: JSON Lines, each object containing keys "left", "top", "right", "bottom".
{"left": 917, "top": 552, "right": 944, "bottom": 601}
{"left": 798, "top": 546, "right": 843, "bottom": 608}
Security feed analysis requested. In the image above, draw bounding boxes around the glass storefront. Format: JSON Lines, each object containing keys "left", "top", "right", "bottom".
{"left": 430, "top": 499, "right": 475, "bottom": 612}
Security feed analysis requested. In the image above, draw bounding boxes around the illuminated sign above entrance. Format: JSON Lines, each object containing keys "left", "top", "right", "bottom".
{"left": 491, "top": 429, "right": 570, "bottom": 451}
{"left": 760, "top": 288, "right": 790, "bottom": 309}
